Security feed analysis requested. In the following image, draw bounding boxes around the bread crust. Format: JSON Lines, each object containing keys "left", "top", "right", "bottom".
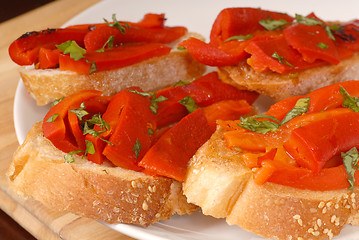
{"left": 184, "top": 126, "right": 359, "bottom": 240}
{"left": 8, "top": 122, "right": 198, "bottom": 225}
{"left": 21, "top": 51, "right": 205, "bottom": 105}
{"left": 218, "top": 53, "right": 359, "bottom": 101}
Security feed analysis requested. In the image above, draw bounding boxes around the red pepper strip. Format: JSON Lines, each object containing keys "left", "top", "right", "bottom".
{"left": 210, "top": 8, "right": 294, "bottom": 46}
{"left": 84, "top": 25, "right": 187, "bottom": 51}
{"left": 224, "top": 108, "right": 352, "bottom": 152}
{"left": 59, "top": 42, "right": 171, "bottom": 74}
{"left": 245, "top": 36, "right": 326, "bottom": 74}
{"left": 99, "top": 89, "right": 156, "bottom": 170}
{"left": 66, "top": 13, "right": 166, "bottom": 31}
{"left": 139, "top": 109, "right": 212, "bottom": 182}
{"left": 284, "top": 111, "right": 359, "bottom": 173}
{"left": 266, "top": 161, "right": 359, "bottom": 191}
{"left": 283, "top": 24, "right": 340, "bottom": 65}
{"left": 334, "top": 20, "right": 359, "bottom": 52}
{"left": 67, "top": 111, "right": 86, "bottom": 150}
{"left": 178, "top": 37, "right": 245, "bottom": 66}
{"left": 202, "top": 99, "right": 251, "bottom": 133}
{"left": 265, "top": 95, "right": 302, "bottom": 122}
{"left": 38, "top": 48, "right": 60, "bottom": 69}
{"left": 157, "top": 72, "right": 259, "bottom": 106}
{"left": 9, "top": 28, "right": 88, "bottom": 65}
{"left": 155, "top": 100, "right": 188, "bottom": 128}
{"left": 42, "top": 90, "right": 102, "bottom": 153}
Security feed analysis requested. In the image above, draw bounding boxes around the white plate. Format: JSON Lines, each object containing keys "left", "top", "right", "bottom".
{"left": 13, "top": 0, "right": 359, "bottom": 239}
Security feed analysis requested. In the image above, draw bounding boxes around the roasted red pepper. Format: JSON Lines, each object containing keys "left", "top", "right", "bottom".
{"left": 9, "top": 28, "right": 88, "bottom": 65}
{"left": 139, "top": 109, "right": 212, "bottom": 182}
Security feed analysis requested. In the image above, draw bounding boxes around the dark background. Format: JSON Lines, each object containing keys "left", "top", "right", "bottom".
{"left": 0, "top": 0, "right": 55, "bottom": 22}
{"left": 1, "top": 1, "right": 55, "bottom": 239}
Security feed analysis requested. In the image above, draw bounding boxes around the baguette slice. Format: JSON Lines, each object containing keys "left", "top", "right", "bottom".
{"left": 184, "top": 126, "right": 359, "bottom": 240}
{"left": 7, "top": 122, "right": 198, "bottom": 225}
{"left": 218, "top": 53, "right": 359, "bottom": 102}
{"left": 21, "top": 50, "right": 205, "bottom": 105}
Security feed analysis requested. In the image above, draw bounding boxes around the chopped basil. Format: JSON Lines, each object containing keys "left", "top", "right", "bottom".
{"left": 86, "top": 60, "right": 98, "bottom": 74}
{"left": 56, "top": 40, "right": 86, "bottom": 61}
{"left": 295, "top": 14, "right": 322, "bottom": 26}
{"left": 177, "top": 46, "right": 187, "bottom": 50}
{"left": 324, "top": 25, "right": 336, "bottom": 41}
{"left": 173, "top": 79, "right": 191, "bottom": 87}
{"left": 64, "top": 150, "right": 83, "bottom": 163}
{"left": 69, "top": 102, "right": 88, "bottom": 121}
{"left": 96, "top": 35, "right": 115, "bottom": 52}
{"left": 317, "top": 42, "right": 328, "bottom": 49}
{"left": 342, "top": 147, "right": 359, "bottom": 190}
{"left": 237, "top": 115, "right": 280, "bottom": 134}
{"left": 259, "top": 18, "right": 289, "bottom": 31}
{"left": 225, "top": 34, "right": 253, "bottom": 42}
{"left": 179, "top": 96, "right": 199, "bottom": 113}
{"left": 46, "top": 113, "right": 59, "bottom": 123}
{"left": 272, "top": 52, "right": 294, "bottom": 68}
{"left": 147, "top": 128, "right": 155, "bottom": 136}
{"left": 340, "top": 86, "right": 359, "bottom": 112}
{"left": 281, "top": 97, "right": 310, "bottom": 124}
{"left": 330, "top": 24, "right": 341, "bottom": 31}
{"left": 85, "top": 140, "right": 96, "bottom": 155}
{"left": 133, "top": 139, "right": 141, "bottom": 159}
{"left": 104, "top": 14, "right": 129, "bottom": 34}
{"left": 128, "top": 90, "right": 168, "bottom": 114}
{"left": 51, "top": 97, "right": 64, "bottom": 107}
{"left": 83, "top": 114, "right": 113, "bottom": 145}
{"left": 103, "top": 169, "right": 109, "bottom": 174}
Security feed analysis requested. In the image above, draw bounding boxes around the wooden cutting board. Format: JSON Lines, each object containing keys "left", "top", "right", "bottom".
{"left": 0, "top": 0, "right": 135, "bottom": 239}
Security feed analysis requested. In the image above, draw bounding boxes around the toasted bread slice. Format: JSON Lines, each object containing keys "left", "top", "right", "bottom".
{"left": 21, "top": 50, "right": 205, "bottom": 105}
{"left": 7, "top": 122, "right": 198, "bottom": 225}
{"left": 218, "top": 53, "right": 359, "bottom": 102}
{"left": 184, "top": 126, "right": 359, "bottom": 240}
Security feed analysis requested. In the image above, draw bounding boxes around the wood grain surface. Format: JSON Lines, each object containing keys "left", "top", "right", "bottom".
{"left": 0, "top": 0, "right": 135, "bottom": 239}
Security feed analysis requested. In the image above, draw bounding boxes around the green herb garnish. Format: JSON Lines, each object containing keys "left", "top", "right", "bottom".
{"left": 104, "top": 14, "right": 130, "bottom": 34}
{"left": 295, "top": 14, "right": 323, "bottom": 26}
{"left": 225, "top": 34, "right": 253, "bottom": 42}
{"left": 64, "top": 150, "right": 84, "bottom": 163}
{"left": 85, "top": 140, "right": 96, "bottom": 155}
{"left": 237, "top": 115, "right": 281, "bottom": 134}
{"left": 96, "top": 36, "right": 115, "bottom": 52}
{"left": 317, "top": 42, "right": 328, "bottom": 49}
{"left": 342, "top": 147, "right": 359, "bottom": 190}
{"left": 69, "top": 102, "right": 88, "bottom": 121}
{"left": 173, "top": 79, "right": 191, "bottom": 87}
{"left": 272, "top": 52, "right": 294, "bottom": 68}
{"left": 281, "top": 97, "right": 310, "bottom": 124}
{"left": 46, "top": 113, "right": 59, "bottom": 123}
{"left": 179, "top": 96, "right": 199, "bottom": 113}
{"left": 128, "top": 90, "right": 168, "bottom": 114}
{"left": 56, "top": 40, "right": 86, "bottom": 61}
{"left": 86, "top": 60, "right": 98, "bottom": 74}
{"left": 259, "top": 18, "right": 290, "bottom": 31}
{"left": 133, "top": 139, "right": 141, "bottom": 159}
{"left": 177, "top": 46, "right": 187, "bottom": 50}
{"left": 340, "top": 86, "right": 359, "bottom": 112}
{"left": 147, "top": 128, "right": 155, "bottom": 136}
{"left": 51, "top": 97, "right": 65, "bottom": 107}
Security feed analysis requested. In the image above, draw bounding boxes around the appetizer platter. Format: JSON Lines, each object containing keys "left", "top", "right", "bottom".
{"left": 11, "top": 0, "right": 359, "bottom": 239}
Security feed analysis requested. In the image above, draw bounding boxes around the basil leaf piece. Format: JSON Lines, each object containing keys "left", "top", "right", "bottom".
{"left": 51, "top": 97, "right": 65, "bottom": 107}
{"left": 128, "top": 90, "right": 168, "bottom": 114}
{"left": 86, "top": 60, "right": 98, "bottom": 74}
{"left": 173, "top": 79, "right": 191, "bottom": 87}
{"left": 179, "top": 96, "right": 199, "bottom": 113}
{"left": 133, "top": 139, "right": 141, "bottom": 159}
{"left": 225, "top": 34, "right": 253, "bottom": 42}
{"left": 177, "top": 46, "right": 186, "bottom": 50}
{"left": 104, "top": 13, "right": 129, "bottom": 34}
{"left": 340, "top": 86, "right": 359, "bottom": 112}
{"left": 56, "top": 40, "right": 86, "bottom": 61}
{"left": 295, "top": 14, "right": 322, "bottom": 26}
{"left": 281, "top": 97, "right": 310, "bottom": 124}
{"left": 46, "top": 113, "right": 59, "bottom": 123}
{"left": 259, "top": 18, "right": 289, "bottom": 31}
{"left": 324, "top": 25, "right": 336, "bottom": 41}
{"left": 64, "top": 150, "right": 84, "bottom": 163}
{"left": 342, "top": 147, "right": 359, "bottom": 190}
{"left": 238, "top": 116, "right": 280, "bottom": 134}
{"left": 96, "top": 35, "right": 114, "bottom": 52}
{"left": 317, "top": 42, "right": 328, "bottom": 49}
{"left": 272, "top": 52, "right": 294, "bottom": 68}
{"left": 69, "top": 102, "right": 88, "bottom": 121}
{"left": 85, "top": 140, "right": 96, "bottom": 155}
